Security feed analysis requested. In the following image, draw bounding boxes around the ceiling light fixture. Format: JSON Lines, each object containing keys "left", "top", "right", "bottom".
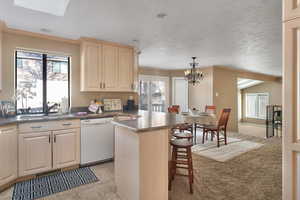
{"left": 40, "top": 28, "right": 52, "bottom": 33}
{"left": 184, "top": 57, "right": 204, "bottom": 86}
{"left": 156, "top": 13, "right": 167, "bottom": 19}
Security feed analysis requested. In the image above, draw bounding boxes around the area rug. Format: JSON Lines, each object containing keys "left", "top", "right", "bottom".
{"left": 12, "top": 167, "right": 99, "bottom": 200}
{"left": 192, "top": 140, "right": 264, "bottom": 162}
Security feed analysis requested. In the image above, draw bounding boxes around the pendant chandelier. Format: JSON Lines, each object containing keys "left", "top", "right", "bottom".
{"left": 184, "top": 57, "right": 204, "bottom": 85}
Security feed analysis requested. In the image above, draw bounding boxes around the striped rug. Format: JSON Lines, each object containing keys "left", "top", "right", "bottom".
{"left": 12, "top": 167, "right": 99, "bottom": 200}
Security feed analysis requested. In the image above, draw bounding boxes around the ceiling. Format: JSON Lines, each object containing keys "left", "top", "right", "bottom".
{"left": 0, "top": 0, "right": 282, "bottom": 76}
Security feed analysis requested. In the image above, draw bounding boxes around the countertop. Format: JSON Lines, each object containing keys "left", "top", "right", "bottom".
{"left": 112, "top": 110, "right": 186, "bottom": 132}
{"left": 0, "top": 111, "right": 139, "bottom": 126}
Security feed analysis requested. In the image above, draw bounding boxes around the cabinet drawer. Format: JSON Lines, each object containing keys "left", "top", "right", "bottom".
{"left": 54, "top": 120, "right": 80, "bottom": 130}
{"left": 0, "top": 125, "right": 17, "bottom": 134}
{"left": 18, "top": 122, "right": 51, "bottom": 133}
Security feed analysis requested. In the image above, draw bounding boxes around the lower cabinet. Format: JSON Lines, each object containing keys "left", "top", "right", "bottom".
{"left": 18, "top": 120, "right": 81, "bottom": 177}
{"left": 18, "top": 132, "right": 52, "bottom": 177}
{"left": 53, "top": 129, "right": 80, "bottom": 169}
{"left": 0, "top": 126, "right": 18, "bottom": 187}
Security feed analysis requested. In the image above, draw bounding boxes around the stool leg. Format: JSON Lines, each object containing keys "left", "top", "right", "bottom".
{"left": 217, "top": 130, "right": 220, "bottom": 147}
{"left": 224, "top": 129, "right": 227, "bottom": 145}
{"left": 187, "top": 147, "right": 193, "bottom": 194}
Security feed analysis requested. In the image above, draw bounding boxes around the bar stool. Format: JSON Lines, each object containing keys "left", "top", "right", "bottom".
{"left": 169, "top": 139, "right": 194, "bottom": 194}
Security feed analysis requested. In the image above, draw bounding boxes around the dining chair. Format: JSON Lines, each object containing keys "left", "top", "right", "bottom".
{"left": 168, "top": 105, "right": 180, "bottom": 114}
{"left": 196, "top": 105, "right": 217, "bottom": 138}
{"left": 205, "top": 105, "right": 216, "bottom": 114}
{"left": 202, "top": 108, "right": 231, "bottom": 147}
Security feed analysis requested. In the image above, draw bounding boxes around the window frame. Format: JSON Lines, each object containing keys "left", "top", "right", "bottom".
{"left": 15, "top": 50, "right": 71, "bottom": 115}
{"left": 245, "top": 92, "right": 269, "bottom": 120}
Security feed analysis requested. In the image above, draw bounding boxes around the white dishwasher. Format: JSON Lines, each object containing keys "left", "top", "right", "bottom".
{"left": 80, "top": 118, "right": 114, "bottom": 165}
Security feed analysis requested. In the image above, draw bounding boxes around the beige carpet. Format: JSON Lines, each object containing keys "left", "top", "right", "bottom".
{"left": 192, "top": 140, "right": 264, "bottom": 162}
{"left": 170, "top": 133, "right": 282, "bottom": 200}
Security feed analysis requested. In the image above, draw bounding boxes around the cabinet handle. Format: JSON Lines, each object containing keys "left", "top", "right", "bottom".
{"left": 62, "top": 123, "right": 72, "bottom": 126}
{"left": 31, "top": 126, "right": 42, "bottom": 129}
{"left": 100, "top": 82, "right": 102, "bottom": 88}
{"left": 49, "top": 135, "right": 51, "bottom": 143}
{"left": 54, "top": 135, "right": 56, "bottom": 143}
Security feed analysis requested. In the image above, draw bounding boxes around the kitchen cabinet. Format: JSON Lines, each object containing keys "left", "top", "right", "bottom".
{"left": 80, "top": 40, "right": 136, "bottom": 92}
{"left": 80, "top": 42, "right": 103, "bottom": 91}
{"left": 118, "top": 47, "right": 134, "bottom": 91}
{"left": 284, "top": 0, "right": 300, "bottom": 21}
{"left": 53, "top": 128, "right": 80, "bottom": 169}
{"left": 103, "top": 44, "right": 118, "bottom": 90}
{"left": 18, "top": 120, "right": 81, "bottom": 177}
{"left": 0, "top": 22, "right": 3, "bottom": 91}
{"left": 18, "top": 131, "right": 52, "bottom": 177}
{"left": 0, "top": 125, "right": 17, "bottom": 187}
{"left": 283, "top": 16, "right": 300, "bottom": 199}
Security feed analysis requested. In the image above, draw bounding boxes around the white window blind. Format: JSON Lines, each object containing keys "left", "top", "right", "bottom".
{"left": 246, "top": 93, "right": 269, "bottom": 119}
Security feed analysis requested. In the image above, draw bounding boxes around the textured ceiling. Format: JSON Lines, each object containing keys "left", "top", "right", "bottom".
{"left": 0, "top": 0, "right": 282, "bottom": 76}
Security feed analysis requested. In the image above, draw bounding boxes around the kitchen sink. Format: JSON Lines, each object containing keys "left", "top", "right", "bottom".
{"left": 17, "top": 113, "right": 66, "bottom": 120}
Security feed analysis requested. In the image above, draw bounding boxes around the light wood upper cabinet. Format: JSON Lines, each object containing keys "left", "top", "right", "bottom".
{"left": 284, "top": 0, "right": 300, "bottom": 21}
{"left": 103, "top": 44, "right": 119, "bottom": 90}
{"left": 18, "top": 131, "right": 52, "bottom": 177}
{"left": 0, "top": 24, "right": 2, "bottom": 91}
{"left": 80, "top": 42, "right": 103, "bottom": 91}
{"left": 118, "top": 47, "right": 134, "bottom": 91}
{"left": 0, "top": 126, "right": 17, "bottom": 187}
{"left": 52, "top": 128, "right": 80, "bottom": 169}
{"left": 80, "top": 40, "right": 136, "bottom": 92}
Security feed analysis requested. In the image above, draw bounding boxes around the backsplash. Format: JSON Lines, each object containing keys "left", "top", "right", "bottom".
{"left": 70, "top": 92, "right": 139, "bottom": 108}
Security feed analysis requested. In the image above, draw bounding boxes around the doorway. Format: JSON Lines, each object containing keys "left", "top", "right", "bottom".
{"left": 138, "top": 75, "right": 170, "bottom": 112}
{"left": 172, "top": 77, "right": 189, "bottom": 112}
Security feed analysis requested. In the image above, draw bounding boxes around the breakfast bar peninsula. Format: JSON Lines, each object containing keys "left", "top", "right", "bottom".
{"left": 112, "top": 110, "right": 186, "bottom": 200}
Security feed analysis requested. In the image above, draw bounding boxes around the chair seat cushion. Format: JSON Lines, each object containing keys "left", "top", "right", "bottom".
{"left": 170, "top": 139, "right": 193, "bottom": 148}
{"left": 204, "top": 125, "right": 218, "bottom": 130}
{"left": 173, "top": 132, "right": 193, "bottom": 139}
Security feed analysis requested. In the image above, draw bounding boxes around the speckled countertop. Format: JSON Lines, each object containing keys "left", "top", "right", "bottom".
{"left": 0, "top": 111, "right": 139, "bottom": 126}
{"left": 112, "top": 110, "right": 186, "bottom": 132}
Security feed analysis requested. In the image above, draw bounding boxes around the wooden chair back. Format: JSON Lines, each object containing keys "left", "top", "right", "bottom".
{"left": 205, "top": 105, "right": 216, "bottom": 114}
{"left": 168, "top": 105, "right": 180, "bottom": 114}
{"left": 217, "top": 108, "right": 231, "bottom": 129}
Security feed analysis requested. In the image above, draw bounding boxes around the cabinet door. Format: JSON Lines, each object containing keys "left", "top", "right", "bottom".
{"left": 284, "top": 0, "right": 300, "bottom": 21}
{"left": 0, "top": 126, "right": 17, "bottom": 186}
{"left": 80, "top": 42, "right": 102, "bottom": 91}
{"left": 118, "top": 47, "right": 133, "bottom": 91}
{"left": 283, "top": 17, "right": 300, "bottom": 199}
{"left": 53, "top": 128, "right": 80, "bottom": 169}
{"left": 103, "top": 44, "right": 118, "bottom": 90}
{"left": 19, "top": 132, "right": 52, "bottom": 177}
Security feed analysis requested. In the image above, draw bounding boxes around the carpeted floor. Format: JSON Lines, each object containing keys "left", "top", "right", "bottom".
{"left": 169, "top": 133, "right": 282, "bottom": 200}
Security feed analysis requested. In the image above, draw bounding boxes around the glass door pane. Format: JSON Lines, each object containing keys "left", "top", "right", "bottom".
{"left": 139, "top": 80, "right": 150, "bottom": 111}
{"left": 151, "top": 80, "right": 166, "bottom": 112}
{"left": 138, "top": 76, "right": 169, "bottom": 112}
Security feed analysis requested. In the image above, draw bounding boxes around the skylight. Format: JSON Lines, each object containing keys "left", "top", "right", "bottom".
{"left": 14, "top": 0, "right": 70, "bottom": 16}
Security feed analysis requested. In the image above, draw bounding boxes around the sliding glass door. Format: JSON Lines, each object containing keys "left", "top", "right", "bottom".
{"left": 139, "top": 75, "right": 169, "bottom": 112}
